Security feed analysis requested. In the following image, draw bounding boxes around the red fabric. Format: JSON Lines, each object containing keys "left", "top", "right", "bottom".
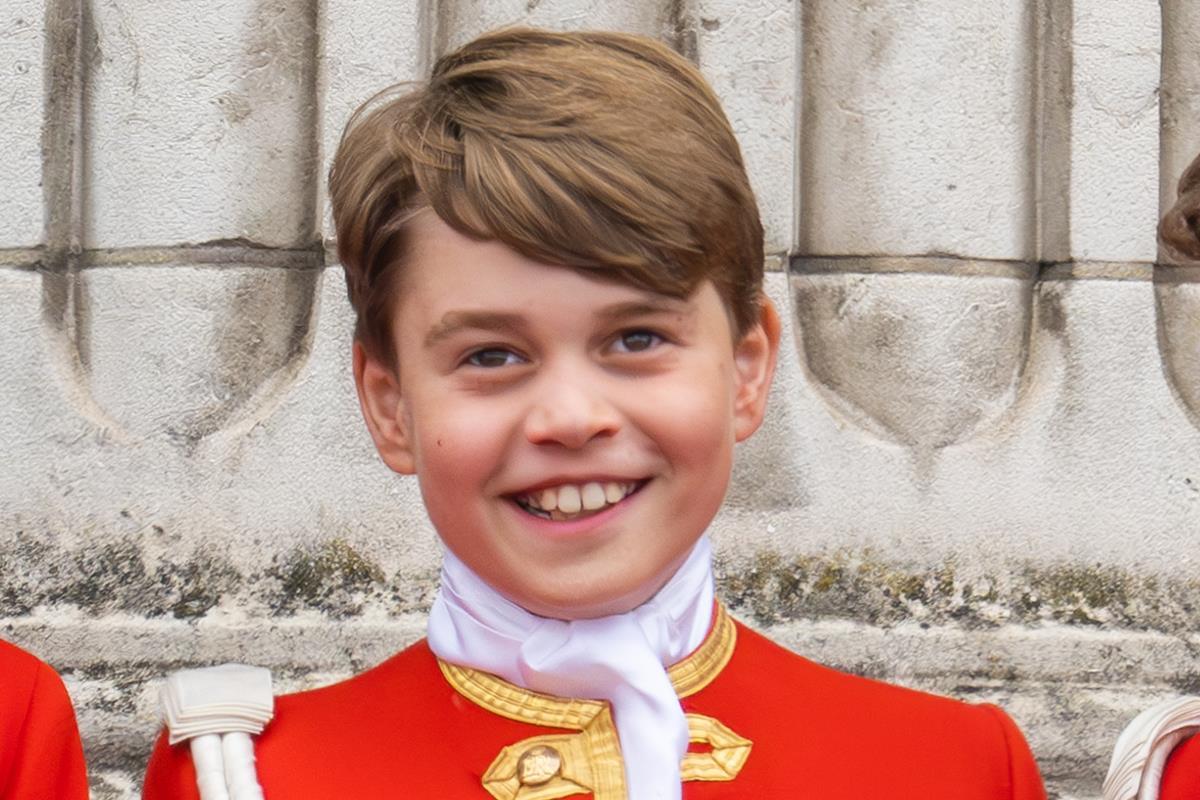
{"left": 144, "top": 620, "right": 1046, "bottom": 798}
{"left": 0, "top": 640, "right": 89, "bottom": 800}
{"left": 1160, "top": 732, "right": 1200, "bottom": 800}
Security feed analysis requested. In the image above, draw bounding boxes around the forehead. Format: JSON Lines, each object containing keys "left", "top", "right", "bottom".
{"left": 397, "top": 211, "right": 700, "bottom": 321}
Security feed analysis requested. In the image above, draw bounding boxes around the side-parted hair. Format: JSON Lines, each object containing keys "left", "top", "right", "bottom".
{"left": 328, "top": 27, "right": 764, "bottom": 369}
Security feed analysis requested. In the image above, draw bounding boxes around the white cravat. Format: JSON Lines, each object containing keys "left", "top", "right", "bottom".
{"left": 427, "top": 537, "right": 715, "bottom": 800}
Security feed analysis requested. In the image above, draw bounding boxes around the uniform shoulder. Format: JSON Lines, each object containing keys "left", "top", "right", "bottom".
{"left": 730, "top": 620, "right": 995, "bottom": 719}
{"left": 1160, "top": 733, "right": 1200, "bottom": 799}
{"left": 0, "top": 640, "right": 89, "bottom": 800}
{"left": 271, "top": 636, "right": 439, "bottom": 716}
{"left": 724, "top": 619, "right": 1045, "bottom": 797}
{"left": 143, "top": 637, "right": 441, "bottom": 799}
{"left": 0, "top": 639, "right": 72, "bottom": 719}
{"left": 0, "top": 638, "right": 48, "bottom": 689}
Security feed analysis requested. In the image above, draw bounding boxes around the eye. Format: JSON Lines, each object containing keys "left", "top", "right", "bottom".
{"left": 612, "top": 329, "right": 663, "bottom": 353}
{"left": 464, "top": 348, "right": 525, "bottom": 368}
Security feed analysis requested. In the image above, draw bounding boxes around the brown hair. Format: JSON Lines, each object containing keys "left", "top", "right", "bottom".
{"left": 1160, "top": 151, "right": 1200, "bottom": 262}
{"left": 328, "top": 27, "right": 763, "bottom": 368}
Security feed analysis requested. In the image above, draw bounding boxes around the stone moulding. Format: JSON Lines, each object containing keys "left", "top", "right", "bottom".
{"left": 1155, "top": 265, "right": 1200, "bottom": 431}
{"left": 38, "top": 261, "right": 321, "bottom": 447}
{"left": 789, "top": 256, "right": 1036, "bottom": 449}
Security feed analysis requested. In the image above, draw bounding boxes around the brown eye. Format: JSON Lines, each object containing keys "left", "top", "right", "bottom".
{"left": 466, "top": 348, "right": 522, "bottom": 368}
{"left": 614, "top": 330, "right": 661, "bottom": 353}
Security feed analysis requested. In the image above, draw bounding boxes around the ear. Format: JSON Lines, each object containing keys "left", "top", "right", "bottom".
{"left": 732, "top": 294, "right": 781, "bottom": 442}
{"left": 352, "top": 340, "right": 416, "bottom": 474}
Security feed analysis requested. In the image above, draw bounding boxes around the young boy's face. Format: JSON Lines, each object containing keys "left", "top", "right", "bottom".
{"left": 355, "top": 212, "right": 779, "bottom": 619}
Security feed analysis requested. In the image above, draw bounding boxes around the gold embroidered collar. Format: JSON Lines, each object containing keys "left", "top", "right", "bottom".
{"left": 438, "top": 603, "right": 750, "bottom": 800}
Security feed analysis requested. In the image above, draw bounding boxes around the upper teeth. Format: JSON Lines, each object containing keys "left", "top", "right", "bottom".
{"left": 523, "top": 481, "right": 635, "bottom": 514}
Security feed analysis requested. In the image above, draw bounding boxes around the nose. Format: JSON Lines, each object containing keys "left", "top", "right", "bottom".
{"left": 523, "top": 365, "right": 621, "bottom": 449}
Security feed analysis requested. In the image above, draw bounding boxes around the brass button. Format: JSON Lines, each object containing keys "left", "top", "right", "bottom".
{"left": 516, "top": 744, "right": 562, "bottom": 786}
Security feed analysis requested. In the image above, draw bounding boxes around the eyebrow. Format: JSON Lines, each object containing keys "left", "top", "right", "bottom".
{"left": 592, "top": 298, "right": 695, "bottom": 325}
{"left": 423, "top": 311, "right": 526, "bottom": 348}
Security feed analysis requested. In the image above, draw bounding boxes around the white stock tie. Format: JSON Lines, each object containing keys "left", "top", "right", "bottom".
{"left": 427, "top": 537, "right": 715, "bottom": 800}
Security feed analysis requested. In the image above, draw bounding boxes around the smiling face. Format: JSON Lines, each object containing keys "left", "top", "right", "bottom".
{"left": 355, "top": 213, "right": 779, "bottom": 620}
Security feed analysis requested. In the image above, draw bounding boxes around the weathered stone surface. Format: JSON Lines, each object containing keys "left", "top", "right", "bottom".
{"left": 0, "top": 2, "right": 46, "bottom": 249}
{"left": 82, "top": 0, "right": 319, "bottom": 248}
{"left": 435, "top": 0, "right": 672, "bottom": 56}
{"left": 798, "top": 0, "right": 1034, "bottom": 259}
{"left": 695, "top": 0, "right": 796, "bottom": 257}
{"left": 316, "top": 0, "right": 424, "bottom": 240}
{"left": 1157, "top": 274, "right": 1200, "bottom": 427}
{"left": 0, "top": 264, "right": 439, "bottom": 585}
{"left": 732, "top": 270, "right": 1200, "bottom": 574}
{"left": 1068, "top": 0, "right": 1161, "bottom": 262}
{"left": 790, "top": 259, "right": 1033, "bottom": 448}
{"left": 57, "top": 262, "right": 319, "bottom": 443}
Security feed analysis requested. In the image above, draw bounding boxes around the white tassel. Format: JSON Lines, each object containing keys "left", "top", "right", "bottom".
{"left": 160, "top": 664, "right": 274, "bottom": 800}
{"left": 191, "top": 734, "right": 231, "bottom": 800}
{"left": 223, "top": 732, "right": 266, "bottom": 800}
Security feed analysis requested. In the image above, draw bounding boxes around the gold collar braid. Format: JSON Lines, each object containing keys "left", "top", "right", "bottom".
{"left": 437, "top": 604, "right": 750, "bottom": 800}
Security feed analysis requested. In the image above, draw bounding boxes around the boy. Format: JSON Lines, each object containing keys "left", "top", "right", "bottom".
{"left": 144, "top": 28, "right": 1046, "bottom": 798}
{"left": 0, "top": 639, "right": 89, "bottom": 799}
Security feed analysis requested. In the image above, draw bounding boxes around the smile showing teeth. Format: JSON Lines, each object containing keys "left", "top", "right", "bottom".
{"left": 515, "top": 480, "right": 640, "bottom": 521}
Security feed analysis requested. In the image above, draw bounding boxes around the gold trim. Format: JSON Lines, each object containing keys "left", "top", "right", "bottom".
{"left": 669, "top": 603, "right": 735, "bottom": 698}
{"left": 439, "top": 603, "right": 744, "bottom": 800}
{"left": 439, "top": 660, "right": 607, "bottom": 730}
{"left": 437, "top": 604, "right": 736, "bottom": 727}
{"left": 482, "top": 733, "right": 603, "bottom": 800}
{"left": 480, "top": 713, "right": 752, "bottom": 799}
{"left": 680, "top": 714, "right": 753, "bottom": 781}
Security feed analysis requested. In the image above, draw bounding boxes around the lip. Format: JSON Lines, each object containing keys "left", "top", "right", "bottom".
{"left": 503, "top": 479, "right": 648, "bottom": 537}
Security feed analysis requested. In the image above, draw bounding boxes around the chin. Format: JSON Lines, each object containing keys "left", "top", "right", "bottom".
{"left": 505, "top": 577, "right": 661, "bottom": 621}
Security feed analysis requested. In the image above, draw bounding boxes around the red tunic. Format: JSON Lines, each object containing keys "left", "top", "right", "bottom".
{"left": 144, "top": 607, "right": 1046, "bottom": 799}
{"left": 0, "top": 640, "right": 89, "bottom": 800}
{"left": 1160, "top": 732, "right": 1200, "bottom": 800}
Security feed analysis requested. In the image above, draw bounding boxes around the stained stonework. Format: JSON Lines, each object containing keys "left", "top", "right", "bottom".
{"left": 1, "top": 3, "right": 1197, "bottom": 799}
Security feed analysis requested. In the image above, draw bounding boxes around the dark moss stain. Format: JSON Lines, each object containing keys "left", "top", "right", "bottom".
{"left": 387, "top": 566, "right": 442, "bottom": 615}
{"left": 1169, "top": 672, "right": 1200, "bottom": 695}
{"left": 0, "top": 532, "right": 71, "bottom": 614}
{"left": 7, "top": 532, "right": 1200, "bottom": 634}
{"left": 64, "top": 538, "right": 159, "bottom": 615}
{"left": 265, "top": 539, "right": 386, "bottom": 618}
{"left": 717, "top": 549, "right": 1200, "bottom": 634}
{"left": 1021, "top": 564, "right": 1133, "bottom": 627}
{"left": 157, "top": 553, "right": 243, "bottom": 619}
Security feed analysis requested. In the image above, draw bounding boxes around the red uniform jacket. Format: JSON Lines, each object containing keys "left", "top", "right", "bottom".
{"left": 0, "top": 640, "right": 89, "bottom": 800}
{"left": 144, "top": 606, "right": 1046, "bottom": 799}
{"left": 1160, "top": 733, "right": 1200, "bottom": 799}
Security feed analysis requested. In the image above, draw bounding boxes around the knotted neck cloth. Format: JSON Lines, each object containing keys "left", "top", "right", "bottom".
{"left": 427, "top": 537, "right": 715, "bottom": 800}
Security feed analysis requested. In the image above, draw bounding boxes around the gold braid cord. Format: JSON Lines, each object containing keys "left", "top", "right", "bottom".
{"left": 1160, "top": 150, "right": 1200, "bottom": 261}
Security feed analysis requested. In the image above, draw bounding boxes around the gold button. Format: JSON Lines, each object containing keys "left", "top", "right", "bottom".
{"left": 517, "top": 745, "right": 562, "bottom": 786}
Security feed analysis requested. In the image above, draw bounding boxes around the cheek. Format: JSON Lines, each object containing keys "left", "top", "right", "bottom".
{"left": 640, "top": 365, "right": 738, "bottom": 455}
{"left": 408, "top": 396, "right": 513, "bottom": 483}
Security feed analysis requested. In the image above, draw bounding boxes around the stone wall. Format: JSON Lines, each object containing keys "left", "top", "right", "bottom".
{"left": 1, "top": 2, "right": 1197, "bottom": 797}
